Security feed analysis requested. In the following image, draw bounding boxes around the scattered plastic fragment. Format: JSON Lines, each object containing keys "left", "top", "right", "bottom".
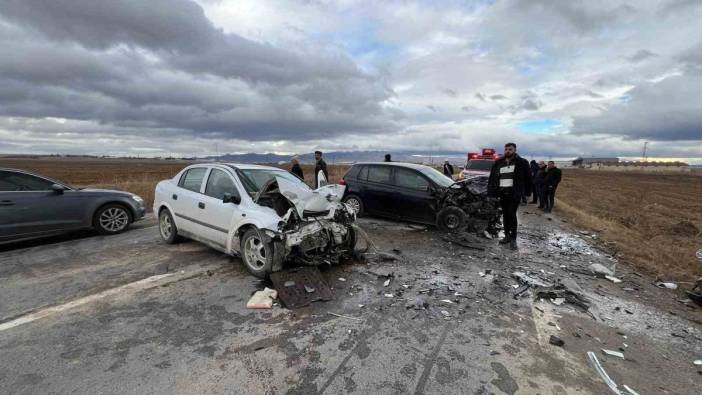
{"left": 384, "top": 293, "right": 394, "bottom": 298}
{"left": 304, "top": 285, "right": 316, "bottom": 293}
{"left": 440, "top": 299, "right": 454, "bottom": 304}
{"left": 694, "top": 360, "right": 702, "bottom": 366}
{"left": 338, "top": 277, "right": 346, "bottom": 282}
{"left": 602, "top": 349, "right": 625, "bottom": 359}
{"left": 587, "top": 351, "right": 639, "bottom": 395}
{"left": 440, "top": 310, "right": 450, "bottom": 317}
{"left": 589, "top": 263, "right": 614, "bottom": 277}
{"left": 284, "top": 281, "right": 296, "bottom": 287}
{"left": 383, "top": 279, "right": 391, "bottom": 287}
{"left": 655, "top": 282, "right": 678, "bottom": 290}
{"left": 549, "top": 335, "right": 564, "bottom": 347}
{"left": 605, "top": 275, "right": 622, "bottom": 284}
{"left": 328, "top": 312, "right": 363, "bottom": 321}
{"left": 246, "top": 288, "right": 278, "bottom": 309}
{"left": 551, "top": 298, "right": 565, "bottom": 306}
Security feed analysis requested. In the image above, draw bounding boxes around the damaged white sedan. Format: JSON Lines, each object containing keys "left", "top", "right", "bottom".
{"left": 154, "top": 163, "right": 357, "bottom": 278}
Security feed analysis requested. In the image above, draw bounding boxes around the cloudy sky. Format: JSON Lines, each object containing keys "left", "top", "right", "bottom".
{"left": 1, "top": 0, "right": 701, "bottom": 162}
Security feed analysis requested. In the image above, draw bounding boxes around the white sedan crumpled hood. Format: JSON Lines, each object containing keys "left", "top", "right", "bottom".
{"left": 275, "top": 176, "right": 346, "bottom": 218}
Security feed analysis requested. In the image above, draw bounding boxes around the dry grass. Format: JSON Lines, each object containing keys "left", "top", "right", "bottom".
{"left": 556, "top": 169, "right": 702, "bottom": 281}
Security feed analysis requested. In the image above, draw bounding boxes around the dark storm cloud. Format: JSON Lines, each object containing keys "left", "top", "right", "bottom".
{"left": 572, "top": 74, "right": 702, "bottom": 141}
{"left": 0, "top": 0, "right": 395, "bottom": 141}
{"left": 442, "top": 88, "right": 458, "bottom": 97}
{"left": 515, "top": 1, "right": 637, "bottom": 34}
{"left": 627, "top": 49, "right": 657, "bottom": 62}
{"left": 659, "top": 0, "right": 702, "bottom": 17}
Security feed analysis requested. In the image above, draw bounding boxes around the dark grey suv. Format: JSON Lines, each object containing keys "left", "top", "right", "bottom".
{"left": 0, "top": 168, "right": 146, "bottom": 244}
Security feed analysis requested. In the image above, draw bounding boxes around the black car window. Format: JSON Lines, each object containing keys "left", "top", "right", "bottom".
{"left": 204, "top": 169, "right": 240, "bottom": 200}
{"left": 344, "top": 165, "right": 361, "bottom": 180}
{"left": 367, "top": 165, "right": 391, "bottom": 183}
{"left": 179, "top": 168, "right": 207, "bottom": 193}
{"left": 358, "top": 165, "right": 368, "bottom": 181}
{"left": 394, "top": 168, "right": 430, "bottom": 190}
{"left": 0, "top": 171, "right": 55, "bottom": 191}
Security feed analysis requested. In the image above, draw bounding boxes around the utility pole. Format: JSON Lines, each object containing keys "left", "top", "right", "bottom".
{"left": 642, "top": 141, "right": 648, "bottom": 162}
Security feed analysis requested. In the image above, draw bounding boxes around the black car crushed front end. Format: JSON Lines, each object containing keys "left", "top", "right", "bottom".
{"left": 435, "top": 176, "right": 501, "bottom": 237}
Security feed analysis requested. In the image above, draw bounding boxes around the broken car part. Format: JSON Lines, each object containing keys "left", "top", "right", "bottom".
{"left": 269, "top": 267, "right": 333, "bottom": 309}
{"left": 435, "top": 176, "right": 501, "bottom": 237}
{"left": 587, "top": 351, "right": 639, "bottom": 395}
{"left": 246, "top": 288, "right": 278, "bottom": 309}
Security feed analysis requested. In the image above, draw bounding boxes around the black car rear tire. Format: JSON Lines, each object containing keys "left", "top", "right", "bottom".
{"left": 343, "top": 195, "right": 364, "bottom": 217}
{"left": 94, "top": 203, "right": 132, "bottom": 235}
{"left": 159, "top": 209, "right": 182, "bottom": 244}
{"left": 436, "top": 206, "right": 467, "bottom": 233}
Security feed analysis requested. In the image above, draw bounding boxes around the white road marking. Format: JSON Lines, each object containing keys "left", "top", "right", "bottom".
{"left": 0, "top": 266, "right": 221, "bottom": 332}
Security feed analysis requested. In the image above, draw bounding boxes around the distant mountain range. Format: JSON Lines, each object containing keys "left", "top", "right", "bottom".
{"left": 196, "top": 150, "right": 470, "bottom": 165}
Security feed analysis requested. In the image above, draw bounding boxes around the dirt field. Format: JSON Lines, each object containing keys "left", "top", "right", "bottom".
{"left": 556, "top": 169, "right": 702, "bottom": 281}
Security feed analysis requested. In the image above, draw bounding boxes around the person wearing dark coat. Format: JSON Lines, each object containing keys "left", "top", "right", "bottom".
{"left": 384, "top": 154, "right": 392, "bottom": 162}
{"left": 487, "top": 142, "right": 532, "bottom": 249}
{"left": 314, "top": 150, "right": 328, "bottom": 188}
{"left": 535, "top": 161, "right": 547, "bottom": 208}
{"left": 290, "top": 156, "right": 304, "bottom": 181}
{"left": 529, "top": 160, "right": 539, "bottom": 203}
{"left": 543, "top": 161, "right": 562, "bottom": 213}
{"left": 442, "top": 160, "right": 454, "bottom": 178}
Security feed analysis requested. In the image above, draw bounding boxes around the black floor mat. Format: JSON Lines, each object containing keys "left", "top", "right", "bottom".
{"left": 269, "top": 266, "right": 333, "bottom": 309}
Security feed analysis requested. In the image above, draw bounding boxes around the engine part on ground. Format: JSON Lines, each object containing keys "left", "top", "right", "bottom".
{"left": 269, "top": 267, "right": 333, "bottom": 309}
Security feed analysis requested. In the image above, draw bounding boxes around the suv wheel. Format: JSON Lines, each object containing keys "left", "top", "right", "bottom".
{"left": 343, "top": 195, "right": 364, "bottom": 216}
{"left": 159, "top": 209, "right": 182, "bottom": 244}
{"left": 241, "top": 228, "right": 278, "bottom": 278}
{"left": 94, "top": 204, "right": 132, "bottom": 235}
{"left": 436, "top": 207, "right": 467, "bottom": 233}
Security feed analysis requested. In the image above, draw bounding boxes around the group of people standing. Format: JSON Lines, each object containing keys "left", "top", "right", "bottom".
{"left": 529, "top": 159, "right": 562, "bottom": 213}
{"left": 290, "top": 150, "right": 328, "bottom": 187}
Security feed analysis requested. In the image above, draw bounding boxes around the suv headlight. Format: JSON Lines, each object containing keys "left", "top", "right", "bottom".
{"left": 131, "top": 195, "right": 144, "bottom": 204}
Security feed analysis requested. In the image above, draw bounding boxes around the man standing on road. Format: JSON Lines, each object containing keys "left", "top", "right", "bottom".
{"left": 535, "top": 161, "right": 547, "bottom": 208}
{"left": 488, "top": 142, "right": 532, "bottom": 249}
{"left": 529, "top": 160, "right": 539, "bottom": 204}
{"left": 384, "top": 153, "right": 392, "bottom": 162}
{"left": 543, "top": 161, "right": 562, "bottom": 213}
{"left": 290, "top": 156, "right": 304, "bottom": 181}
{"left": 314, "top": 150, "right": 329, "bottom": 188}
{"left": 443, "top": 159, "right": 454, "bottom": 178}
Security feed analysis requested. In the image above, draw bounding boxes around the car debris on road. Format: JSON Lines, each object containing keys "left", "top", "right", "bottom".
{"left": 246, "top": 287, "right": 278, "bottom": 309}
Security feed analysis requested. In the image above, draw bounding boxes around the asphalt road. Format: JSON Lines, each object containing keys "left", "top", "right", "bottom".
{"left": 0, "top": 212, "right": 700, "bottom": 394}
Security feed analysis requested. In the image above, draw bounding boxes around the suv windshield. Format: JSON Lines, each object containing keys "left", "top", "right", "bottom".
{"left": 418, "top": 166, "right": 454, "bottom": 188}
{"left": 465, "top": 160, "right": 494, "bottom": 171}
{"left": 234, "top": 167, "right": 310, "bottom": 196}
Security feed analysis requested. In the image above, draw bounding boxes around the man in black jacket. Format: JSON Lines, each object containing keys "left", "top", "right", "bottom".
{"left": 529, "top": 160, "right": 539, "bottom": 203}
{"left": 314, "top": 150, "right": 328, "bottom": 188}
{"left": 488, "top": 142, "right": 532, "bottom": 249}
{"left": 290, "top": 156, "right": 304, "bottom": 180}
{"left": 543, "top": 161, "right": 562, "bottom": 213}
{"left": 442, "top": 160, "right": 454, "bottom": 178}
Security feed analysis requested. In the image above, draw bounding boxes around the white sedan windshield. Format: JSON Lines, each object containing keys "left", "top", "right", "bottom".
{"left": 234, "top": 168, "right": 311, "bottom": 196}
